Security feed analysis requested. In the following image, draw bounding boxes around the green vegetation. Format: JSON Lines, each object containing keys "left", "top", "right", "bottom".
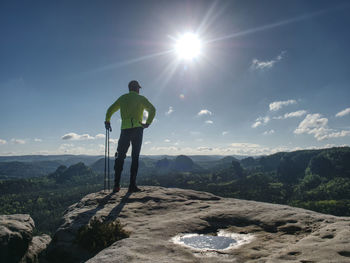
{"left": 0, "top": 163, "right": 103, "bottom": 235}
{"left": 0, "top": 147, "right": 349, "bottom": 237}
{"left": 75, "top": 217, "right": 130, "bottom": 253}
{"left": 137, "top": 147, "right": 350, "bottom": 216}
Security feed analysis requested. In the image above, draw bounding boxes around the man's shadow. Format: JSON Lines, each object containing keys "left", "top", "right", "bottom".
{"left": 106, "top": 192, "right": 132, "bottom": 220}
{"left": 64, "top": 190, "right": 132, "bottom": 232}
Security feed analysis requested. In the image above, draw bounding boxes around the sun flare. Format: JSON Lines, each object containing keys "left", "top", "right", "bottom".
{"left": 174, "top": 33, "right": 202, "bottom": 60}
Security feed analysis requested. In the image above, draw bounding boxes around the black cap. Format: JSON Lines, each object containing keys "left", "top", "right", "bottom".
{"left": 128, "top": 80, "right": 142, "bottom": 90}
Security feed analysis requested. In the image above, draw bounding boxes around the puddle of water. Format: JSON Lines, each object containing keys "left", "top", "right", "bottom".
{"left": 171, "top": 229, "right": 254, "bottom": 253}
{"left": 179, "top": 235, "right": 236, "bottom": 250}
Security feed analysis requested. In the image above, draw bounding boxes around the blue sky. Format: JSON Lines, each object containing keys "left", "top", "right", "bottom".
{"left": 1, "top": 0, "right": 350, "bottom": 156}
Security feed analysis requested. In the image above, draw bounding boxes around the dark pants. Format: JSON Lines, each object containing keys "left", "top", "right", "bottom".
{"left": 114, "top": 127, "right": 143, "bottom": 188}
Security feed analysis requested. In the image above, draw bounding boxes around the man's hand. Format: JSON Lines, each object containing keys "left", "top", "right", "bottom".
{"left": 139, "top": 122, "right": 150, "bottom": 129}
{"left": 105, "top": 121, "right": 112, "bottom": 132}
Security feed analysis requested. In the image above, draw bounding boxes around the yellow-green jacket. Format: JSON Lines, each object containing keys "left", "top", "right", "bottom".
{"left": 105, "top": 91, "right": 156, "bottom": 129}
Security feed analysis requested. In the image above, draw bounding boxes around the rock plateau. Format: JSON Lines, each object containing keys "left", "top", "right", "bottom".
{"left": 0, "top": 214, "right": 51, "bottom": 263}
{"left": 45, "top": 186, "right": 350, "bottom": 263}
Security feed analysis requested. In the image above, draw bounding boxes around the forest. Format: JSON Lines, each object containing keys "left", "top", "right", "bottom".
{"left": 0, "top": 146, "right": 349, "bottom": 235}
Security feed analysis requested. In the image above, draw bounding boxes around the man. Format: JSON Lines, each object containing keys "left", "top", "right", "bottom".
{"left": 105, "top": 80, "right": 156, "bottom": 193}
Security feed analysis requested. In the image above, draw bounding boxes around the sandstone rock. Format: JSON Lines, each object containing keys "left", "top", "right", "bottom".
{"left": 0, "top": 214, "right": 34, "bottom": 263}
{"left": 47, "top": 186, "right": 350, "bottom": 263}
{"left": 20, "top": 234, "right": 51, "bottom": 263}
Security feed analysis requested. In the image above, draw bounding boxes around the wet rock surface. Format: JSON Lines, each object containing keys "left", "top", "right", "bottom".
{"left": 47, "top": 186, "right": 350, "bottom": 263}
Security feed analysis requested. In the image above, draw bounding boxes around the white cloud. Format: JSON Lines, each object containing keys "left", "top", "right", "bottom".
{"left": 205, "top": 120, "right": 213, "bottom": 124}
{"left": 252, "top": 116, "right": 270, "bottom": 128}
{"left": 34, "top": 138, "right": 42, "bottom": 142}
{"left": 252, "top": 121, "right": 262, "bottom": 128}
{"left": 263, "top": 130, "right": 275, "bottom": 135}
{"left": 197, "top": 109, "right": 212, "bottom": 116}
{"left": 95, "top": 134, "right": 105, "bottom": 139}
{"left": 59, "top": 143, "right": 74, "bottom": 148}
{"left": 11, "top": 138, "right": 26, "bottom": 144}
{"left": 109, "top": 138, "right": 118, "bottom": 144}
{"left": 142, "top": 111, "right": 149, "bottom": 123}
{"left": 294, "top": 114, "right": 350, "bottom": 141}
{"left": 269, "top": 99, "right": 297, "bottom": 111}
{"left": 230, "top": 142, "right": 260, "bottom": 148}
{"left": 164, "top": 139, "right": 171, "bottom": 143}
{"left": 251, "top": 59, "right": 275, "bottom": 70}
{"left": 197, "top": 147, "right": 213, "bottom": 151}
{"left": 165, "top": 106, "right": 174, "bottom": 116}
{"left": 222, "top": 131, "right": 229, "bottom": 136}
{"left": 317, "top": 130, "right": 350, "bottom": 140}
{"left": 0, "top": 139, "right": 7, "bottom": 145}
{"left": 57, "top": 143, "right": 105, "bottom": 155}
{"left": 335, "top": 107, "right": 350, "bottom": 117}
{"left": 150, "top": 146, "right": 180, "bottom": 152}
{"left": 61, "top": 133, "right": 108, "bottom": 141}
{"left": 274, "top": 110, "right": 307, "bottom": 120}
{"left": 143, "top": 142, "right": 349, "bottom": 156}
{"left": 144, "top": 141, "right": 152, "bottom": 145}
{"left": 294, "top": 114, "right": 329, "bottom": 141}
{"left": 251, "top": 51, "right": 285, "bottom": 70}
{"left": 62, "top": 133, "right": 94, "bottom": 140}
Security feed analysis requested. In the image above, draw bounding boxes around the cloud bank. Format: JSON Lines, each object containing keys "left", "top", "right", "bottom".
{"left": 252, "top": 116, "right": 270, "bottom": 128}
{"left": 335, "top": 107, "right": 350, "bottom": 117}
{"left": 197, "top": 109, "right": 212, "bottom": 116}
{"left": 263, "top": 130, "right": 275, "bottom": 135}
{"left": 251, "top": 51, "right": 285, "bottom": 70}
{"left": 61, "top": 133, "right": 106, "bottom": 141}
{"left": 274, "top": 110, "right": 307, "bottom": 119}
{"left": 294, "top": 113, "right": 350, "bottom": 141}
{"left": 11, "top": 138, "right": 26, "bottom": 144}
{"left": 269, "top": 99, "right": 297, "bottom": 111}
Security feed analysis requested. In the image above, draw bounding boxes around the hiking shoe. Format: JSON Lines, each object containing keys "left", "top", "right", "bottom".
{"left": 113, "top": 186, "right": 120, "bottom": 193}
{"left": 128, "top": 186, "right": 141, "bottom": 192}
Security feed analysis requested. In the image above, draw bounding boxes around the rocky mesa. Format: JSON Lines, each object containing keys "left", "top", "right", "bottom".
{"left": 0, "top": 214, "right": 51, "bottom": 263}
{"left": 43, "top": 186, "right": 350, "bottom": 263}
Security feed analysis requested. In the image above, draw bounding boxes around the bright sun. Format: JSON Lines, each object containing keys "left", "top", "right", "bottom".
{"left": 175, "top": 33, "right": 202, "bottom": 60}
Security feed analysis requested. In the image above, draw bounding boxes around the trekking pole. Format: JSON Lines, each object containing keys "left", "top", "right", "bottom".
{"left": 104, "top": 128, "right": 107, "bottom": 192}
{"left": 107, "top": 127, "right": 110, "bottom": 191}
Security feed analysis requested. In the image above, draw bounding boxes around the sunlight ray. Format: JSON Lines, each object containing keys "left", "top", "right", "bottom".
{"left": 206, "top": 6, "right": 346, "bottom": 44}
{"left": 88, "top": 50, "right": 173, "bottom": 74}
{"left": 152, "top": 59, "right": 180, "bottom": 102}
{"left": 196, "top": 0, "right": 219, "bottom": 35}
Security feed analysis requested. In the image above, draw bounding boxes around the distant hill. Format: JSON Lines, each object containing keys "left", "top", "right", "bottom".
{"left": 90, "top": 157, "right": 148, "bottom": 174}
{"left": 0, "top": 161, "right": 62, "bottom": 179}
{"left": 155, "top": 155, "right": 202, "bottom": 172}
{"left": 240, "top": 147, "right": 350, "bottom": 184}
{"left": 196, "top": 155, "right": 240, "bottom": 170}
{"left": 173, "top": 155, "right": 195, "bottom": 171}
{"left": 0, "top": 155, "right": 101, "bottom": 166}
{"left": 0, "top": 155, "right": 101, "bottom": 179}
{"left": 48, "top": 162, "right": 98, "bottom": 183}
